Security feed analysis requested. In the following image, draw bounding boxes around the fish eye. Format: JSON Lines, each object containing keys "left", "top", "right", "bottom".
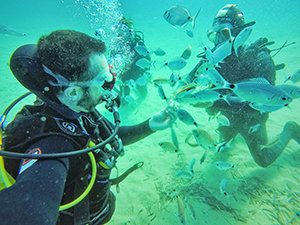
{"left": 282, "top": 97, "right": 287, "bottom": 100}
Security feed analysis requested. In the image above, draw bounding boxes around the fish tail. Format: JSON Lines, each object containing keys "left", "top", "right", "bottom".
{"left": 191, "top": 8, "right": 201, "bottom": 29}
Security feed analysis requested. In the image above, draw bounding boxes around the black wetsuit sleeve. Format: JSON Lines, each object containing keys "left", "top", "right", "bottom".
{"left": 0, "top": 136, "right": 74, "bottom": 225}
{"left": 118, "top": 119, "right": 155, "bottom": 146}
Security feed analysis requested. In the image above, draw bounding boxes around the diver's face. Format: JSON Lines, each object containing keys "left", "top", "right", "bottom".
{"left": 58, "top": 53, "right": 113, "bottom": 113}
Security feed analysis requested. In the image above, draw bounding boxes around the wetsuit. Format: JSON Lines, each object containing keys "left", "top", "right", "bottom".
{"left": 0, "top": 45, "right": 154, "bottom": 225}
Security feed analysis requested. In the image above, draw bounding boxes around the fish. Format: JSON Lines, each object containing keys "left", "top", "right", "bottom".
{"left": 216, "top": 114, "right": 230, "bottom": 127}
{"left": 220, "top": 178, "right": 229, "bottom": 197}
{"left": 176, "top": 109, "right": 197, "bottom": 126}
{"left": 278, "top": 84, "right": 300, "bottom": 99}
{"left": 215, "top": 161, "right": 235, "bottom": 171}
{"left": 215, "top": 139, "right": 233, "bottom": 152}
{"left": 176, "top": 195, "right": 186, "bottom": 224}
{"left": 175, "top": 171, "right": 193, "bottom": 178}
{"left": 165, "top": 57, "right": 187, "bottom": 71}
{"left": 135, "top": 45, "right": 151, "bottom": 57}
{"left": 284, "top": 69, "right": 300, "bottom": 83}
{"left": 0, "top": 25, "right": 26, "bottom": 37}
{"left": 175, "top": 89, "right": 227, "bottom": 104}
{"left": 207, "top": 39, "right": 233, "bottom": 65}
{"left": 158, "top": 142, "right": 178, "bottom": 153}
{"left": 153, "top": 78, "right": 169, "bottom": 86}
{"left": 206, "top": 67, "right": 228, "bottom": 87}
{"left": 191, "top": 128, "right": 215, "bottom": 150}
{"left": 199, "top": 151, "right": 207, "bottom": 164}
{"left": 233, "top": 27, "right": 253, "bottom": 56}
{"left": 169, "top": 72, "right": 180, "bottom": 87}
{"left": 163, "top": 6, "right": 200, "bottom": 29}
{"left": 123, "top": 95, "right": 135, "bottom": 104}
{"left": 135, "top": 58, "right": 151, "bottom": 69}
{"left": 181, "top": 45, "right": 192, "bottom": 60}
{"left": 158, "top": 85, "right": 167, "bottom": 101}
{"left": 153, "top": 48, "right": 166, "bottom": 56}
{"left": 173, "top": 83, "right": 197, "bottom": 98}
{"left": 249, "top": 102, "right": 286, "bottom": 113}
{"left": 135, "top": 74, "right": 148, "bottom": 87}
{"left": 248, "top": 123, "right": 261, "bottom": 134}
{"left": 171, "top": 126, "right": 180, "bottom": 151}
{"left": 189, "top": 158, "right": 196, "bottom": 174}
{"left": 226, "top": 78, "right": 292, "bottom": 106}
{"left": 185, "top": 29, "right": 194, "bottom": 38}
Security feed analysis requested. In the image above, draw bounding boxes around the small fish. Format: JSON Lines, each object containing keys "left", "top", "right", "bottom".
{"left": 278, "top": 84, "right": 300, "bottom": 99}
{"left": 249, "top": 102, "right": 285, "bottom": 113}
{"left": 216, "top": 114, "right": 230, "bottom": 127}
{"left": 176, "top": 195, "right": 186, "bottom": 224}
{"left": 233, "top": 27, "right": 253, "bottom": 56}
{"left": 153, "top": 78, "right": 169, "bottom": 86}
{"left": 173, "top": 83, "right": 197, "bottom": 98}
{"left": 284, "top": 69, "right": 300, "bottom": 83}
{"left": 165, "top": 57, "right": 187, "bottom": 71}
{"left": 181, "top": 45, "right": 192, "bottom": 60}
{"left": 227, "top": 78, "right": 292, "bottom": 106}
{"left": 199, "top": 151, "right": 207, "bottom": 164}
{"left": 206, "top": 67, "right": 227, "bottom": 87}
{"left": 248, "top": 123, "right": 261, "bottom": 134}
{"left": 175, "top": 171, "right": 193, "bottom": 178}
{"left": 215, "top": 139, "right": 233, "bottom": 152}
{"left": 135, "top": 58, "right": 151, "bottom": 69}
{"left": 135, "top": 74, "right": 148, "bottom": 87}
{"left": 135, "top": 45, "right": 151, "bottom": 57}
{"left": 185, "top": 29, "right": 194, "bottom": 38}
{"left": 175, "top": 89, "right": 226, "bottom": 104}
{"left": 159, "top": 142, "right": 178, "bottom": 152}
{"left": 207, "top": 39, "right": 233, "bottom": 65}
{"left": 220, "top": 178, "right": 229, "bottom": 197}
{"left": 169, "top": 72, "right": 180, "bottom": 87}
{"left": 0, "top": 25, "right": 26, "bottom": 37}
{"left": 191, "top": 128, "right": 215, "bottom": 150}
{"left": 158, "top": 85, "right": 167, "bottom": 101}
{"left": 163, "top": 6, "right": 200, "bottom": 29}
{"left": 176, "top": 109, "right": 197, "bottom": 126}
{"left": 215, "top": 161, "right": 235, "bottom": 171}
{"left": 171, "top": 126, "right": 180, "bottom": 151}
{"left": 189, "top": 158, "right": 196, "bottom": 174}
{"left": 153, "top": 47, "right": 166, "bottom": 56}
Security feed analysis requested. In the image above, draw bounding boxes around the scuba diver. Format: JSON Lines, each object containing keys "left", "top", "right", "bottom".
{"left": 0, "top": 30, "right": 176, "bottom": 225}
{"left": 186, "top": 4, "right": 300, "bottom": 167}
{"left": 107, "top": 18, "right": 151, "bottom": 107}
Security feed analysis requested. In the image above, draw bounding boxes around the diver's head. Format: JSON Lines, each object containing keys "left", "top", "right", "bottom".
{"left": 207, "top": 4, "right": 246, "bottom": 46}
{"left": 37, "top": 30, "right": 116, "bottom": 113}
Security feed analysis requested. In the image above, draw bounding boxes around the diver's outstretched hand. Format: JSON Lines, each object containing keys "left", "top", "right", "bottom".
{"left": 149, "top": 102, "right": 178, "bottom": 131}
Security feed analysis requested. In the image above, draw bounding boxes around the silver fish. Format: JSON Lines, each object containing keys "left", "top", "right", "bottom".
{"left": 191, "top": 128, "right": 215, "bottom": 150}
{"left": 233, "top": 27, "right": 253, "bottom": 56}
{"left": 249, "top": 102, "right": 285, "bottom": 113}
{"left": 175, "top": 89, "right": 226, "bottom": 104}
{"left": 181, "top": 45, "right": 192, "bottom": 60}
{"left": 177, "top": 108, "right": 197, "bottom": 126}
{"left": 248, "top": 123, "right": 261, "bottom": 134}
{"left": 0, "top": 25, "right": 26, "bottom": 37}
{"left": 227, "top": 78, "right": 292, "bottom": 106}
{"left": 284, "top": 69, "right": 300, "bottom": 83}
{"left": 189, "top": 158, "right": 196, "bottom": 174}
{"left": 169, "top": 72, "right": 179, "bottom": 87}
{"left": 163, "top": 6, "right": 200, "bottom": 29}
{"left": 153, "top": 48, "right": 166, "bottom": 56}
{"left": 215, "top": 161, "right": 235, "bottom": 171}
{"left": 171, "top": 126, "right": 180, "bottom": 151}
{"left": 206, "top": 67, "right": 227, "bottom": 87}
{"left": 220, "top": 178, "right": 229, "bottom": 197}
{"left": 185, "top": 29, "right": 194, "bottom": 38}
{"left": 165, "top": 57, "right": 187, "bottom": 71}
{"left": 207, "top": 39, "right": 233, "bottom": 65}
{"left": 176, "top": 195, "right": 186, "bottom": 224}
{"left": 159, "top": 142, "right": 178, "bottom": 153}
{"left": 135, "top": 45, "right": 151, "bottom": 57}
{"left": 158, "top": 85, "right": 167, "bottom": 101}
{"left": 216, "top": 114, "right": 230, "bottom": 127}
{"left": 278, "top": 84, "right": 300, "bottom": 99}
{"left": 135, "top": 58, "right": 151, "bottom": 69}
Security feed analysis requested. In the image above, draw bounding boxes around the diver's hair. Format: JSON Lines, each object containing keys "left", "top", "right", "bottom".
{"left": 37, "top": 30, "right": 105, "bottom": 81}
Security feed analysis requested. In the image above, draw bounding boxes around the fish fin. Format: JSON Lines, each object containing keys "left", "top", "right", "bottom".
{"left": 191, "top": 8, "right": 201, "bottom": 29}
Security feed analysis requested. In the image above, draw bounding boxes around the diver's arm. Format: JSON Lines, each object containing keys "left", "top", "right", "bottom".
{"left": 0, "top": 136, "right": 72, "bottom": 225}
{"left": 118, "top": 119, "right": 154, "bottom": 146}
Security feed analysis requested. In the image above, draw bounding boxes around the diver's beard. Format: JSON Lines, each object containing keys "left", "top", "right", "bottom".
{"left": 77, "top": 94, "right": 103, "bottom": 112}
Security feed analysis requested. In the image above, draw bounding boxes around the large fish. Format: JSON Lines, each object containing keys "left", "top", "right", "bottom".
{"left": 225, "top": 78, "right": 292, "bottom": 106}
{"left": 163, "top": 6, "right": 200, "bottom": 29}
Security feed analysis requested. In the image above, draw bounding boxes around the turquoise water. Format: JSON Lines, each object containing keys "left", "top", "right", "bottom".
{"left": 1, "top": 1, "right": 300, "bottom": 224}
